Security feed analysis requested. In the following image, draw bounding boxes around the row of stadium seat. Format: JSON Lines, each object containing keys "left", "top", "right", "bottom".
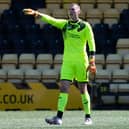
{"left": 96, "top": 53, "right": 129, "bottom": 70}
{"left": 35, "top": 8, "right": 129, "bottom": 31}
{"left": 0, "top": 21, "right": 128, "bottom": 56}
{"left": 95, "top": 68, "right": 129, "bottom": 83}
{"left": 0, "top": 0, "right": 45, "bottom": 14}
{"left": 0, "top": 52, "right": 129, "bottom": 71}
{"left": 1, "top": 51, "right": 129, "bottom": 68}
{"left": 0, "top": 67, "right": 129, "bottom": 83}
{"left": 0, "top": 1, "right": 128, "bottom": 16}
{"left": 36, "top": 8, "right": 122, "bottom": 25}
{"left": 0, "top": 53, "right": 53, "bottom": 71}
{"left": 0, "top": 68, "right": 59, "bottom": 83}
{"left": 45, "top": 0, "right": 129, "bottom": 12}
{"left": 49, "top": 5, "right": 129, "bottom": 13}
{"left": 40, "top": 7, "right": 121, "bottom": 16}
{"left": 96, "top": 82, "right": 129, "bottom": 106}
{"left": 1, "top": 0, "right": 127, "bottom": 10}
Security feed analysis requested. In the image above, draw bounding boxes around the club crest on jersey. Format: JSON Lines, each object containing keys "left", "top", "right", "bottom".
{"left": 67, "top": 25, "right": 73, "bottom": 30}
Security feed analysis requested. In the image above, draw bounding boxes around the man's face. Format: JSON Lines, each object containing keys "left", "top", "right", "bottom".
{"left": 68, "top": 4, "right": 80, "bottom": 21}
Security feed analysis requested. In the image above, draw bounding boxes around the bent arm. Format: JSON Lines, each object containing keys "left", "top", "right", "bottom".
{"left": 85, "top": 23, "right": 96, "bottom": 73}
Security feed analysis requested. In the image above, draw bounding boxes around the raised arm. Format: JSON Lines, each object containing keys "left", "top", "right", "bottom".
{"left": 23, "top": 8, "right": 67, "bottom": 29}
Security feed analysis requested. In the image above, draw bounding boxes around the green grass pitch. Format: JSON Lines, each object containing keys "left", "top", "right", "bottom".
{"left": 0, "top": 110, "right": 129, "bottom": 129}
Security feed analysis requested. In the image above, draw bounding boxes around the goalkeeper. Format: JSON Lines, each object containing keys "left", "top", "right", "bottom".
{"left": 23, "top": 3, "right": 96, "bottom": 125}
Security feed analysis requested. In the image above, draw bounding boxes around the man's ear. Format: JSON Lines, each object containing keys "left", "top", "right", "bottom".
{"left": 78, "top": 9, "right": 82, "bottom": 15}
{"left": 78, "top": 10, "right": 81, "bottom": 15}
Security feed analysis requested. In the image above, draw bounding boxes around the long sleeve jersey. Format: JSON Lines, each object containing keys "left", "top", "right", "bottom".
{"left": 40, "top": 14, "right": 96, "bottom": 62}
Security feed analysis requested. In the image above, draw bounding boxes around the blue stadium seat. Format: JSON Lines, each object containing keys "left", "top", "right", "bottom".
{"left": 0, "top": 34, "right": 10, "bottom": 54}
{"left": 23, "top": 24, "right": 40, "bottom": 34}
{"left": 41, "top": 24, "right": 64, "bottom": 55}
{"left": 11, "top": 38, "right": 26, "bottom": 54}
{"left": 111, "top": 23, "right": 129, "bottom": 42}
{"left": 10, "top": 0, "right": 29, "bottom": 11}
{"left": 1, "top": 9, "right": 17, "bottom": 25}
{"left": 6, "top": 24, "right": 22, "bottom": 34}
{"left": 119, "top": 9, "right": 129, "bottom": 35}
{"left": 93, "top": 23, "right": 111, "bottom": 55}
{"left": 30, "top": 0, "right": 45, "bottom": 9}
{"left": 17, "top": 11, "right": 35, "bottom": 26}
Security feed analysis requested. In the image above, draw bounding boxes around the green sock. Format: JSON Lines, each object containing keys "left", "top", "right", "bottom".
{"left": 57, "top": 93, "right": 68, "bottom": 112}
{"left": 81, "top": 92, "right": 91, "bottom": 115}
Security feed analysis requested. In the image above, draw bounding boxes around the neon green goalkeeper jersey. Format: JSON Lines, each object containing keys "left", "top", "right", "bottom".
{"left": 41, "top": 14, "right": 96, "bottom": 62}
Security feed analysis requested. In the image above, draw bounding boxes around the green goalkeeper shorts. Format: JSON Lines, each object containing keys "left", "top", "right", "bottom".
{"left": 60, "top": 60, "right": 89, "bottom": 82}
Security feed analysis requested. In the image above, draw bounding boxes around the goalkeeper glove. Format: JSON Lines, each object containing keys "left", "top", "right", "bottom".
{"left": 87, "top": 58, "right": 96, "bottom": 74}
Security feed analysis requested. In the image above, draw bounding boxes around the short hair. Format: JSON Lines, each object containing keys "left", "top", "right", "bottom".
{"left": 71, "top": 3, "right": 80, "bottom": 10}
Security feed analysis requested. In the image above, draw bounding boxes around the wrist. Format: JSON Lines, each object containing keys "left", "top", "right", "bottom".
{"left": 34, "top": 11, "right": 39, "bottom": 17}
{"left": 89, "top": 58, "right": 95, "bottom": 65}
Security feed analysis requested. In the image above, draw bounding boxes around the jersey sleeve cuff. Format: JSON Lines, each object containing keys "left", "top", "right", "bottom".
{"left": 89, "top": 51, "right": 96, "bottom": 56}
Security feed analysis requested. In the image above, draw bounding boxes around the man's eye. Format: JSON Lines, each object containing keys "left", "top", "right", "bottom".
{"left": 70, "top": 8, "right": 75, "bottom": 11}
